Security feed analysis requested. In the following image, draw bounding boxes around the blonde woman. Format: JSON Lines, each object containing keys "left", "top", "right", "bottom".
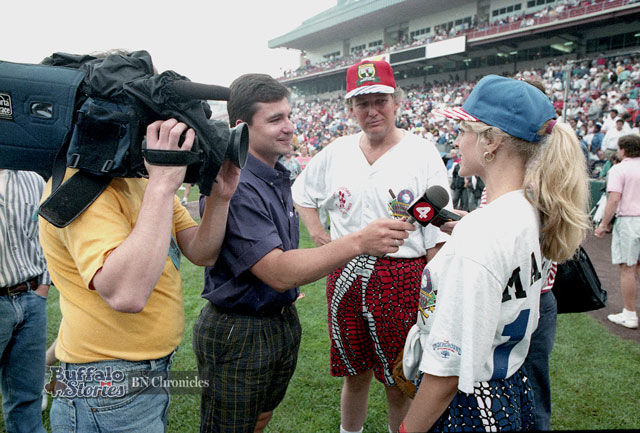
{"left": 400, "top": 75, "right": 590, "bottom": 432}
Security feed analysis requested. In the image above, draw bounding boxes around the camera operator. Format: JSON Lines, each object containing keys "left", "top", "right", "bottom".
{"left": 38, "top": 118, "right": 240, "bottom": 432}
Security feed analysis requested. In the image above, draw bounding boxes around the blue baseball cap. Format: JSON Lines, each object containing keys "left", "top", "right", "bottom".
{"left": 433, "top": 75, "right": 556, "bottom": 143}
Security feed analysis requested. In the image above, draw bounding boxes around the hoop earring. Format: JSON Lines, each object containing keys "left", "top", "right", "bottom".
{"left": 483, "top": 151, "right": 495, "bottom": 162}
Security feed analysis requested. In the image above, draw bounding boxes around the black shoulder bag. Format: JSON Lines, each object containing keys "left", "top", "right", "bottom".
{"left": 551, "top": 246, "right": 608, "bottom": 314}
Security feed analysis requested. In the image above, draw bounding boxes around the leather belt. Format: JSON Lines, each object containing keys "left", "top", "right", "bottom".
{"left": 213, "top": 303, "right": 291, "bottom": 317}
{"left": 0, "top": 278, "right": 39, "bottom": 296}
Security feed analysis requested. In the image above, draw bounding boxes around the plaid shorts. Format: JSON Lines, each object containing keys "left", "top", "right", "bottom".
{"left": 192, "top": 302, "right": 301, "bottom": 433}
{"left": 326, "top": 255, "right": 426, "bottom": 385}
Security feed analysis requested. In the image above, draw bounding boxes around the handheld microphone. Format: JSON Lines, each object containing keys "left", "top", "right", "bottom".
{"left": 406, "top": 185, "right": 461, "bottom": 227}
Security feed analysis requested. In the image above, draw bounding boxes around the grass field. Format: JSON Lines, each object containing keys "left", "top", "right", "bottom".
{"left": 2, "top": 215, "right": 640, "bottom": 432}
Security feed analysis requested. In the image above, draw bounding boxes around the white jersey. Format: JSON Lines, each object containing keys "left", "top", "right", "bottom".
{"left": 291, "top": 131, "right": 450, "bottom": 258}
{"left": 403, "top": 190, "right": 545, "bottom": 393}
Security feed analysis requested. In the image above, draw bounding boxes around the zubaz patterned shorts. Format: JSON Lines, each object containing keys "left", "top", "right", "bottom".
{"left": 326, "top": 255, "right": 426, "bottom": 385}
{"left": 431, "top": 368, "right": 535, "bottom": 432}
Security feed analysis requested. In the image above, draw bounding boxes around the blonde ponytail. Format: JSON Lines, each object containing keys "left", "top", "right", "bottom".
{"left": 524, "top": 120, "right": 591, "bottom": 262}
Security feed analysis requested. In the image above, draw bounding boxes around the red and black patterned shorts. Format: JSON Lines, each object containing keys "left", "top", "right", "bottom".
{"left": 326, "top": 255, "right": 427, "bottom": 385}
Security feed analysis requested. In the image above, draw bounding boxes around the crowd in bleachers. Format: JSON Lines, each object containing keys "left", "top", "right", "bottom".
{"left": 280, "top": 0, "right": 639, "bottom": 80}
{"left": 289, "top": 52, "right": 640, "bottom": 193}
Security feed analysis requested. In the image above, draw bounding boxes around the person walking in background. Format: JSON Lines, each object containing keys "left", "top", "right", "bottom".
{"left": 595, "top": 134, "right": 640, "bottom": 329}
{"left": 401, "top": 75, "right": 590, "bottom": 432}
{"left": 181, "top": 182, "right": 194, "bottom": 205}
{"left": 0, "top": 170, "right": 51, "bottom": 433}
{"left": 292, "top": 59, "right": 451, "bottom": 433}
{"left": 450, "top": 162, "right": 466, "bottom": 210}
{"left": 466, "top": 175, "right": 484, "bottom": 211}
{"left": 193, "top": 73, "right": 414, "bottom": 433}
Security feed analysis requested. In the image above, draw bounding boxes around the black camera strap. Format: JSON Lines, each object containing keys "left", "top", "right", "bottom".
{"left": 38, "top": 135, "right": 111, "bottom": 228}
{"left": 142, "top": 148, "right": 203, "bottom": 167}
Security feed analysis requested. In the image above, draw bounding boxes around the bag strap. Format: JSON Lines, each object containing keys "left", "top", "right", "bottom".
{"left": 38, "top": 134, "right": 111, "bottom": 228}
{"left": 38, "top": 172, "right": 111, "bottom": 228}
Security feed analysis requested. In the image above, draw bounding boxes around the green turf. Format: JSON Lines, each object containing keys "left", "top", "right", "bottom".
{"left": 1, "top": 222, "right": 639, "bottom": 432}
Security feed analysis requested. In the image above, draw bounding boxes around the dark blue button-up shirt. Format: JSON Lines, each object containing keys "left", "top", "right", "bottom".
{"left": 201, "top": 154, "right": 299, "bottom": 313}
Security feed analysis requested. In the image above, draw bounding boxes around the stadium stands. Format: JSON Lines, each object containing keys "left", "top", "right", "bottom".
{"left": 270, "top": 0, "right": 640, "bottom": 96}
{"left": 289, "top": 52, "right": 640, "bottom": 182}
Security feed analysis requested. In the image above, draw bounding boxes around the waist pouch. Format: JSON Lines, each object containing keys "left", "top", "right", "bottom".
{"left": 67, "top": 97, "right": 145, "bottom": 177}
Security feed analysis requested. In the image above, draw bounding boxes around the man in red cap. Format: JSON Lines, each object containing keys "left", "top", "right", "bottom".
{"left": 292, "top": 59, "right": 451, "bottom": 433}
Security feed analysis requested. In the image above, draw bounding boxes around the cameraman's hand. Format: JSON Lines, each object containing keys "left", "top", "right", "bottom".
{"left": 211, "top": 160, "right": 241, "bottom": 201}
{"left": 144, "top": 119, "right": 194, "bottom": 194}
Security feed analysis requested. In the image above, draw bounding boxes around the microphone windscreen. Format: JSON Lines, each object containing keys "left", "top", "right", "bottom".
{"left": 167, "top": 80, "right": 231, "bottom": 101}
{"left": 424, "top": 185, "right": 449, "bottom": 209}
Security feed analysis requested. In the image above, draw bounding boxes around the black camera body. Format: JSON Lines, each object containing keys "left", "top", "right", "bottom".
{"left": 0, "top": 50, "right": 248, "bottom": 227}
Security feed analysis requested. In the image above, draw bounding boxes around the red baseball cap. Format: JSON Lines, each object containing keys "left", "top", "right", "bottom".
{"left": 345, "top": 60, "right": 396, "bottom": 99}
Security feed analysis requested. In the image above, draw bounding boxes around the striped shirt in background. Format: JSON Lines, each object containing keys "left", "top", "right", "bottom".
{"left": 0, "top": 170, "right": 51, "bottom": 288}
{"left": 479, "top": 187, "right": 556, "bottom": 293}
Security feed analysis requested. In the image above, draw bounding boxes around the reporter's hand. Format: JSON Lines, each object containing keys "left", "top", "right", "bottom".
{"left": 594, "top": 225, "right": 607, "bottom": 238}
{"left": 356, "top": 218, "right": 416, "bottom": 257}
{"left": 439, "top": 209, "right": 468, "bottom": 235}
{"left": 310, "top": 230, "right": 331, "bottom": 247}
{"left": 211, "top": 160, "right": 241, "bottom": 201}
{"left": 144, "top": 119, "right": 194, "bottom": 194}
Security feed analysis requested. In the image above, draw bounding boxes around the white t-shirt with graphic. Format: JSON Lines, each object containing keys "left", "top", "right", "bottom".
{"left": 291, "top": 131, "right": 450, "bottom": 258}
{"left": 403, "top": 190, "right": 546, "bottom": 393}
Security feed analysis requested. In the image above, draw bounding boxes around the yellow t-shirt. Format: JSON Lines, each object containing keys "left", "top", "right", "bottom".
{"left": 39, "top": 170, "right": 197, "bottom": 363}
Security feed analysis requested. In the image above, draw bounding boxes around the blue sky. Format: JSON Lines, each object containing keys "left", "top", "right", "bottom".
{"left": 4, "top": 0, "right": 335, "bottom": 86}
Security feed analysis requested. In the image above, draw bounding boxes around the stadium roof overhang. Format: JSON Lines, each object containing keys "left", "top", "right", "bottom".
{"left": 278, "top": 3, "right": 640, "bottom": 87}
{"left": 268, "top": 0, "right": 472, "bottom": 51}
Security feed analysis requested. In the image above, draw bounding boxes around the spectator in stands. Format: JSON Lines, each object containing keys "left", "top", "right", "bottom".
{"left": 292, "top": 60, "right": 450, "bottom": 433}
{"left": 588, "top": 95, "right": 604, "bottom": 120}
{"left": 602, "top": 108, "right": 619, "bottom": 133}
{"left": 591, "top": 150, "right": 608, "bottom": 178}
{"left": 401, "top": 74, "right": 590, "bottom": 433}
{"left": 621, "top": 111, "right": 635, "bottom": 133}
{"left": 590, "top": 123, "right": 604, "bottom": 154}
{"left": 595, "top": 134, "right": 640, "bottom": 329}
{"left": 296, "top": 145, "right": 312, "bottom": 170}
{"left": 602, "top": 118, "right": 626, "bottom": 159}
{"left": 280, "top": 145, "right": 302, "bottom": 185}
{"left": 598, "top": 150, "right": 621, "bottom": 180}
{"left": 445, "top": 148, "right": 459, "bottom": 172}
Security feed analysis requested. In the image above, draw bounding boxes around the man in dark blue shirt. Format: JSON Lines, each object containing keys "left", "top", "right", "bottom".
{"left": 192, "top": 73, "right": 415, "bottom": 433}
{"left": 590, "top": 123, "right": 604, "bottom": 154}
